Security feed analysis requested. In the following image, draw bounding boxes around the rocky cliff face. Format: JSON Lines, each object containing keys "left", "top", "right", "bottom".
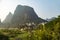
{"left": 11, "top": 5, "right": 46, "bottom": 24}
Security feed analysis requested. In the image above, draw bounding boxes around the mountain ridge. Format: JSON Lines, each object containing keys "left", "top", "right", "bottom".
{"left": 3, "top": 5, "right": 47, "bottom": 24}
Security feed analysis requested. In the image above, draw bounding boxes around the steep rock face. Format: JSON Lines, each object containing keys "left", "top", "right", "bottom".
{"left": 11, "top": 5, "right": 46, "bottom": 24}
{"left": 3, "top": 12, "right": 13, "bottom": 23}
{"left": 0, "top": 19, "right": 1, "bottom": 23}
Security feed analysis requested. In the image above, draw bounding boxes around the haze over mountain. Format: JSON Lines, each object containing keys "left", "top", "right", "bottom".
{"left": 46, "top": 17, "right": 56, "bottom": 21}
{"left": 3, "top": 12, "right": 13, "bottom": 23}
{"left": 3, "top": 5, "right": 47, "bottom": 24}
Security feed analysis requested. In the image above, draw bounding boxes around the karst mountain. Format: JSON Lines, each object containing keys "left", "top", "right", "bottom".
{"left": 3, "top": 5, "right": 47, "bottom": 24}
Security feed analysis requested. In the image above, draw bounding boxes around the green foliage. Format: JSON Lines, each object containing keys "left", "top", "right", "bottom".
{"left": 0, "top": 15, "right": 60, "bottom": 40}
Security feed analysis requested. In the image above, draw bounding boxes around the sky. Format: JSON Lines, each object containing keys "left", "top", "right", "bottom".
{"left": 0, "top": 0, "right": 60, "bottom": 21}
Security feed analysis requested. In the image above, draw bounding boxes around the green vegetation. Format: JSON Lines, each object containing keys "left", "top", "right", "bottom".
{"left": 0, "top": 15, "right": 60, "bottom": 40}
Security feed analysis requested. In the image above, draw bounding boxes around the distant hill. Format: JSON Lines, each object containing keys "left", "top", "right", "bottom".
{"left": 46, "top": 17, "right": 56, "bottom": 21}
{"left": 3, "top": 12, "right": 13, "bottom": 23}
